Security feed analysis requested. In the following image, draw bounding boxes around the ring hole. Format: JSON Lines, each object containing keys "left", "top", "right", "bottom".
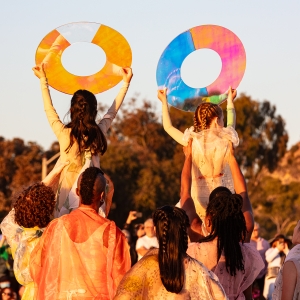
{"left": 61, "top": 42, "right": 106, "bottom": 76}
{"left": 181, "top": 49, "right": 222, "bottom": 88}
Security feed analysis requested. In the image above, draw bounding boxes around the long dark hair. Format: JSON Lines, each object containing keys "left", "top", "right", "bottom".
{"left": 200, "top": 187, "right": 247, "bottom": 276}
{"left": 65, "top": 90, "right": 107, "bottom": 155}
{"left": 153, "top": 206, "right": 189, "bottom": 294}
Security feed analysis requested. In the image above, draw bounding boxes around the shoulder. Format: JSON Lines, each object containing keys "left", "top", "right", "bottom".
{"left": 241, "top": 242, "right": 264, "bottom": 269}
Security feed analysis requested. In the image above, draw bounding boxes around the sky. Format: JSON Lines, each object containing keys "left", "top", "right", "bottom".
{"left": 1, "top": 0, "right": 300, "bottom": 150}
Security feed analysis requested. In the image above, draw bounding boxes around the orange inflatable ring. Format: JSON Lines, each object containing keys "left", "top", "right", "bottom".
{"left": 35, "top": 22, "right": 132, "bottom": 95}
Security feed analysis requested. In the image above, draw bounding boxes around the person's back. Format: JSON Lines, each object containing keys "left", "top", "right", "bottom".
{"left": 115, "top": 206, "right": 227, "bottom": 300}
{"left": 187, "top": 187, "right": 263, "bottom": 300}
{"left": 188, "top": 239, "right": 263, "bottom": 300}
{"left": 115, "top": 249, "right": 226, "bottom": 300}
{"left": 30, "top": 167, "right": 130, "bottom": 300}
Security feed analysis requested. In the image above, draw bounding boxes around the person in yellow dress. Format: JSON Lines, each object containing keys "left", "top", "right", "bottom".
{"left": 0, "top": 164, "right": 62, "bottom": 299}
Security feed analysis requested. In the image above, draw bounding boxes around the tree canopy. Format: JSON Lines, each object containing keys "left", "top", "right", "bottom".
{"left": 0, "top": 94, "right": 293, "bottom": 238}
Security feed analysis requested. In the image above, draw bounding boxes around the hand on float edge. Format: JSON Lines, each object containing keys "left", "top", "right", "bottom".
{"left": 32, "top": 63, "right": 46, "bottom": 79}
{"left": 121, "top": 67, "right": 133, "bottom": 83}
{"left": 157, "top": 88, "right": 168, "bottom": 103}
{"left": 227, "top": 86, "right": 237, "bottom": 105}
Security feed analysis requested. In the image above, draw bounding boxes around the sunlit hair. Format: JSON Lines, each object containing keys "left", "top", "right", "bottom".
{"left": 200, "top": 186, "right": 247, "bottom": 276}
{"left": 153, "top": 206, "right": 189, "bottom": 294}
{"left": 79, "top": 167, "right": 106, "bottom": 205}
{"left": 193, "top": 102, "right": 223, "bottom": 132}
{"left": 14, "top": 182, "right": 55, "bottom": 228}
{"left": 65, "top": 90, "right": 107, "bottom": 155}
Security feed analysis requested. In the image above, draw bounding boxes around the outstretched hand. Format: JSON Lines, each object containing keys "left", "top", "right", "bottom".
{"left": 32, "top": 63, "right": 46, "bottom": 79}
{"left": 157, "top": 88, "right": 167, "bottom": 103}
{"left": 121, "top": 67, "right": 133, "bottom": 83}
{"left": 227, "top": 86, "right": 237, "bottom": 105}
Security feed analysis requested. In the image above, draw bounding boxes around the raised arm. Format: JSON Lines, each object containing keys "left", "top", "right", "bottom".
{"left": 180, "top": 140, "right": 203, "bottom": 241}
{"left": 99, "top": 68, "right": 133, "bottom": 134}
{"left": 226, "top": 87, "right": 237, "bottom": 128}
{"left": 32, "top": 64, "right": 64, "bottom": 138}
{"left": 157, "top": 89, "right": 187, "bottom": 146}
{"left": 229, "top": 149, "right": 254, "bottom": 242}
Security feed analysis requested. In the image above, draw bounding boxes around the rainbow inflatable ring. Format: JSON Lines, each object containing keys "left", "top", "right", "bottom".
{"left": 156, "top": 25, "right": 246, "bottom": 111}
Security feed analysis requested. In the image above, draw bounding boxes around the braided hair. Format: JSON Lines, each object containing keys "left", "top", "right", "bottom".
{"left": 79, "top": 167, "right": 106, "bottom": 205}
{"left": 200, "top": 187, "right": 247, "bottom": 276}
{"left": 65, "top": 90, "right": 107, "bottom": 155}
{"left": 193, "top": 102, "right": 223, "bottom": 132}
{"left": 153, "top": 206, "right": 189, "bottom": 294}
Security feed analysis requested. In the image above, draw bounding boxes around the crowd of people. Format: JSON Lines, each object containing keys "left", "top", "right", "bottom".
{"left": 0, "top": 63, "right": 298, "bottom": 299}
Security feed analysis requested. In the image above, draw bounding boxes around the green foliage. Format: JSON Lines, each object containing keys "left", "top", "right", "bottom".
{"left": 0, "top": 138, "right": 59, "bottom": 221}
{"left": 249, "top": 176, "right": 300, "bottom": 239}
{"left": 0, "top": 94, "right": 293, "bottom": 234}
{"left": 222, "top": 94, "right": 288, "bottom": 179}
{"left": 101, "top": 100, "right": 192, "bottom": 226}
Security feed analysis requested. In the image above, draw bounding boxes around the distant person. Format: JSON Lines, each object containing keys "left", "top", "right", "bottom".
{"left": 135, "top": 218, "right": 158, "bottom": 260}
{"left": 263, "top": 234, "right": 290, "bottom": 300}
{"left": 1, "top": 287, "right": 14, "bottom": 300}
{"left": 30, "top": 167, "right": 131, "bottom": 299}
{"left": 114, "top": 206, "right": 227, "bottom": 299}
{"left": 122, "top": 211, "right": 143, "bottom": 265}
{"left": 250, "top": 222, "right": 270, "bottom": 297}
{"left": 273, "top": 220, "right": 300, "bottom": 299}
{"left": 32, "top": 64, "right": 133, "bottom": 217}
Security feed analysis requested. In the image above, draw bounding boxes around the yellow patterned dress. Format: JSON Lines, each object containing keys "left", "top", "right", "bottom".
{"left": 0, "top": 209, "right": 44, "bottom": 300}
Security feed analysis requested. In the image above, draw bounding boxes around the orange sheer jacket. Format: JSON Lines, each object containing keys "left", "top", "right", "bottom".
{"left": 30, "top": 207, "right": 131, "bottom": 300}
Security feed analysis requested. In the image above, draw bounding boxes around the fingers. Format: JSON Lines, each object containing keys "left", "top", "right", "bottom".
{"left": 122, "top": 67, "right": 133, "bottom": 83}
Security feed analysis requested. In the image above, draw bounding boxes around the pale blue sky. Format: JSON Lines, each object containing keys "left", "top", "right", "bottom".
{"left": 1, "top": 0, "right": 300, "bottom": 150}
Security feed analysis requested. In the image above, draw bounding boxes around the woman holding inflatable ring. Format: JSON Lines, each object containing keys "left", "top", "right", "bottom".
{"left": 32, "top": 63, "right": 133, "bottom": 218}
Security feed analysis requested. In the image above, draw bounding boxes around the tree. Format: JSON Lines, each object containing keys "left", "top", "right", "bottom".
{"left": 221, "top": 94, "right": 288, "bottom": 179}
{"left": 0, "top": 137, "right": 59, "bottom": 223}
{"left": 101, "top": 99, "right": 192, "bottom": 226}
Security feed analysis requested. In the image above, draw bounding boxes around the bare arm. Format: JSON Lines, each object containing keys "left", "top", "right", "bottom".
{"left": 229, "top": 149, "right": 254, "bottom": 242}
{"left": 136, "top": 247, "right": 149, "bottom": 257}
{"left": 282, "top": 261, "right": 297, "bottom": 300}
{"left": 99, "top": 68, "right": 133, "bottom": 134}
{"left": 226, "top": 87, "right": 237, "bottom": 128}
{"left": 180, "top": 140, "right": 203, "bottom": 241}
{"left": 158, "top": 89, "right": 187, "bottom": 146}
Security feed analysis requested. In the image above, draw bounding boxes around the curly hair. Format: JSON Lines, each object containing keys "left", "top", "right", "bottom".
{"left": 65, "top": 89, "right": 107, "bottom": 155}
{"left": 193, "top": 102, "right": 223, "bottom": 132}
{"left": 200, "top": 186, "right": 247, "bottom": 276}
{"left": 153, "top": 206, "right": 190, "bottom": 294}
{"left": 14, "top": 183, "right": 55, "bottom": 228}
{"left": 79, "top": 167, "right": 106, "bottom": 205}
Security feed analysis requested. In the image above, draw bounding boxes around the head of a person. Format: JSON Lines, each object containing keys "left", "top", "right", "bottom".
{"left": 292, "top": 220, "right": 300, "bottom": 245}
{"left": 271, "top": 234, "right": 287, "bottom": 248}
{"left": 1, "top": 288, "right": 13, "bottom": 300}
{"left": 193, "top": 102, "right": 223, "bottom": 132}
{"left": 144, "top": 219, "right": 155, "bottom": 238}
{"left": 153, "top": 206, "right": 190, "bottom": 294}
{"left": 13, "top": 183, "right": 55, "bottom": 228}
{"left": 65, "top": 89, "right": 107, "bottom": 155}
{"left": 76, "top": 167, "right": 107, "bottom": 212}
{"left": 251, "top": 222, "right": 260, "bottom": 240}
{"left": 202, "top": 186, "right": 247, "bottom": 276}
{"left": 134, "top": 223, "right": 145, "bottom": 238}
